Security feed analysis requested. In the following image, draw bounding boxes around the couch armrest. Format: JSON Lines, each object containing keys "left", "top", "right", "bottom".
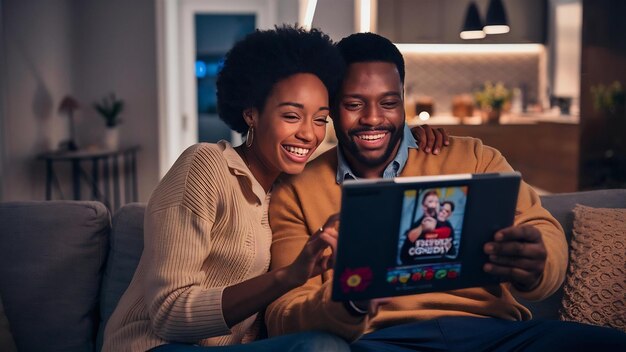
{"left": 0, "top": 201, "right": 110, "bottom": 352}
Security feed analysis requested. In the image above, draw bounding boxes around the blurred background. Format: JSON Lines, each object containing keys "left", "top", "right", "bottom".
{"left": 0, "top": 0, "right": 624, "bottom": 209}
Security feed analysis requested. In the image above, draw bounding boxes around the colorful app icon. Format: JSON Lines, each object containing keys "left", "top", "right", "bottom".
{"left": 399, "top": 272, "right": 411, "bottom": 284}
{"left": 411, "top": 272, "right": 422, "bottom": 281}
{"left": 435, "top": 269, "right": 448, "bottom": 279}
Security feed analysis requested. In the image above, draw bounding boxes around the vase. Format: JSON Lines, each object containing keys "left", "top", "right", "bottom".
{"left": 481, "top": 107, "right": 501, "bottom": 125}
{"left": 103, "top": 127, "right": 120, "bottom": 150}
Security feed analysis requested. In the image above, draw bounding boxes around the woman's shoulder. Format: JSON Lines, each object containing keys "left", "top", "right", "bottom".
{"left": 148, "top": 143, "right": 231, "bottom": 211}
{"left": 179, "top": 142, "right": 231, "bottom": 173}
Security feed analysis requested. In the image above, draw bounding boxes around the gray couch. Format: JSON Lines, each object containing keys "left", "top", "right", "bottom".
{"left": 1, "top": 190, "right": 625, "bottom": 351}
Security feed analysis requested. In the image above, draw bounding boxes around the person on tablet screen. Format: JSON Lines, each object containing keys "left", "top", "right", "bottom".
{"left": 400, "top": 192, "right": 455, "bottom": 263}
{"left": 411, "top": 192, "right": 455, "bottom": 240}
{"left": 265, "top": 32, "right": 626, "bottom": 350}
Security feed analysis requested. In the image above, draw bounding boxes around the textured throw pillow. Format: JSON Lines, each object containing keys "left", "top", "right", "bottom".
{"left": 559, "top": 204, "right": 626, "bottom": 332}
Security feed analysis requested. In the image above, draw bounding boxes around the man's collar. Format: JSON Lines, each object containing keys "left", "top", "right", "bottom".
{"left": 336, "top": 124, "right": 417, "bottom": 184}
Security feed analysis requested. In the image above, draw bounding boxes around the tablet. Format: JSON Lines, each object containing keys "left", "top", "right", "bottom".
{"left": 331, "top": 172, "right": 521, "bottom": 301}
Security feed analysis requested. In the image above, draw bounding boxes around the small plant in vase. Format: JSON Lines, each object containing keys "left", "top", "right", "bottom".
{"left": 93, "top": 93, "right": 124, "bottom": 149}
{"left": 591, "top": 81, "right": 625, "bottom": 117}
{"left": 474, "top": 82, "right": 512, "bottom": 124}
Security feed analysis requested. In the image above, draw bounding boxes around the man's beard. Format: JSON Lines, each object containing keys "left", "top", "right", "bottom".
{"left": 425, "top": 206, "right": 437, "bottom": 217}
{"left": 337, "top": 124, "right": 403, "bottom": 168}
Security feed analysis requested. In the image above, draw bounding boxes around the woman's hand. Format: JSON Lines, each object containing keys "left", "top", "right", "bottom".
{"left": 411, "top": 124, "right": 450, "bottom": 154}
{"left": 286, "top": 214, "right": 340, "bottom": 287}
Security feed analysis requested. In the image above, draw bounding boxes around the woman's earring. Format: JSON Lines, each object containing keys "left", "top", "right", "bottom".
{"left": 245, "top": 126, "right": 254, "bottom": 148}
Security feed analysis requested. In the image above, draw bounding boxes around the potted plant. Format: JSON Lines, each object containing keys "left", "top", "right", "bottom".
{"left": 474, "top": 82, "right": 512, "bottom": 124}
{"left": 590, "top": 81, "right": 625, "bottom": 186}
{"left": 591, "top": 81, "right": 625, "bottom": 117}
{"left": 93, "top": 93, "right": 124, "bottom": 149}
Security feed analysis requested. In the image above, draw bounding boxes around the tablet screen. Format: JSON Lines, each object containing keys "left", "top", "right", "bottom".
{"left": 332, "top": 173, "right": 520, "bottom": 301}
{"left": 397, "top": 186, "right": 468, "bottom": 264}
{"left": 388, "top": 186, "right": 468, "bottom": 291}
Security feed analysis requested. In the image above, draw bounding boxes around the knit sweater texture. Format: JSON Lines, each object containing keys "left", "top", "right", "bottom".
{"left": 103, "top": 141, "right": 272, "bottom": 351}
{"left": 266, "top": 136, "right": 568, "bottom": 342}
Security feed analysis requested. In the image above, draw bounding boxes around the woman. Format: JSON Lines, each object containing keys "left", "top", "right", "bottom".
{"left": 103, "top": 26, "right": 446, "bottom": 351}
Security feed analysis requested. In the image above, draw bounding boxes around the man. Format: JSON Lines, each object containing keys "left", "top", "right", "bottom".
{"left": 266, "top": 32, "right": 626, "bottom": 350}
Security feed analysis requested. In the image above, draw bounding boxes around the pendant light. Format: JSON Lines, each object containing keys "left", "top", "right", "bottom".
{"left": 460, "top": 2, "right": 486, "bottom": 40}
{"left": 483, "top": 0, "right": 510, "bottom": 34}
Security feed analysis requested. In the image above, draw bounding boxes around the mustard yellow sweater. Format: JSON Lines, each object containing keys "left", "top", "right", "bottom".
{"left": 103, "top": 141, "right": 272, "bottom": 351}
{"left": 266, "top": 136, "right": 568, "bottom": 342}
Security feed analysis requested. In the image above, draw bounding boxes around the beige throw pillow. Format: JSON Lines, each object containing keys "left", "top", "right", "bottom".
{"left": 559, "top": 204, "right": 626, "bottom": 332}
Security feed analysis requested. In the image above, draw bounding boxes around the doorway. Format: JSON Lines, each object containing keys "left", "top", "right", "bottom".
{"left": 195, "top": 14, "right": 255, "bottom": 143}
{"left": 156, "top": 0, "right": 276, "bottom": 176}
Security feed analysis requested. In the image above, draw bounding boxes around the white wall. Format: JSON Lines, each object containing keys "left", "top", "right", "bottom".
{"left": 277, "top": 0, "right": 298, "bottom": 25}
{"left": 0, "top": 0, "right": 159, "bottom": 202}
{"left": 0, "top": 0, "right": 347, "bottom": 202}
{"left": 312, "top": 0, "right": 355, "bottom": 42}
{"left": 1, "top": 0, "right": 75, "bottom": 201}
{"left": 72, "top": 0, "right": 159, "bottom": 202}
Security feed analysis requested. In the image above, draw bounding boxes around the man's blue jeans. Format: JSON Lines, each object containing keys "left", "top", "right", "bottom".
{"left": 351, "top": 317, "right": 626, "bottom": 351}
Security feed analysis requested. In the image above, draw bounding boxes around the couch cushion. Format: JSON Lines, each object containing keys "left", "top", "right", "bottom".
{"left": 559, "top": 205, "right": 626, "bottom": 331}
{"left": 0, "top": 201, "right": 110, "bottom": 352}
{"left": 96, "top": 203, "right": 146, "bottom": 351}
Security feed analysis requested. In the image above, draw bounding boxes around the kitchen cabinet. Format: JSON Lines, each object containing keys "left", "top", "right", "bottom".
{"left": 377, "top": 0, "right": 547, "bottom": 44}
{"left": 427, "top": 122, "right": 579, "bottom": 193}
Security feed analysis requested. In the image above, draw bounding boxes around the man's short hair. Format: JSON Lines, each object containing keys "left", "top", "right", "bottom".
{"left": 441, "top": 200, "right": 455, "bottom": 212}
{"left": 335, "top": 32, "right": 405, "bottom": 84}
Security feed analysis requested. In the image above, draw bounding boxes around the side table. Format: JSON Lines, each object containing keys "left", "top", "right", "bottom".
{"left": 38, "top": 146, "right": 140, "bottom": 211}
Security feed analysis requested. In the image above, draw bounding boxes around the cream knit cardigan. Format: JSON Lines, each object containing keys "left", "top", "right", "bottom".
{"left": 103, "top": 141, "right": 272, "bottom": 351}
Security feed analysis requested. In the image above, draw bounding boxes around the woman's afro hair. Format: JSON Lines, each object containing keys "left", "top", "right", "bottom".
{"left": 216, "top": 25, "right": 345, "bottom": 133}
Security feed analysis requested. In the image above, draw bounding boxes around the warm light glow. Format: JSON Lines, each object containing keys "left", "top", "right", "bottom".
{"left": 300, "top": 0, "right": 318, "bottom": 30}
{"left": 483, "top": 25, "right": 510, "bottom": 35}
{"left": 395, "top": 43, "right": 544, "bottom": 54}
{"left": 418, "top": 111, "right": 430, "bottom": 121}
{"left": 460, "top": 30, "right": 486, "bottom": 40}
{"left": 358, "top": 0, "right": 371, "bottom": 32}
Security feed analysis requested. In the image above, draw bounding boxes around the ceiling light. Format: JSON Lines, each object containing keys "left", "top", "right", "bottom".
{"left": 484, "top": 0, "right": 510, "bottom": 34}
{"left": 299, "top": 0, "right": 318, "bottom": 30}
{"left": 460, "top": 2, "right": 486, "bottom": 40}
{"left": 356, "top": 0, "right": 373, "bottom": 33}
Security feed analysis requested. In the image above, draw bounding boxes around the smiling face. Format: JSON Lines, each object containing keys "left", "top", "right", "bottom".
{"left": 334, "top": 62, "right": 405, "bottom": 178}
{"left": 437, "top": 202, "right": 453, "bottom": 222}
{"left": 246, "top": 73, "right": 329, "bottom": 178}
{"left": 422, "top": 193, "right": 439, "bottom": 218}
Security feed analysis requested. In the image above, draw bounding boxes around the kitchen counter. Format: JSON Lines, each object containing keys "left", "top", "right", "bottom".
{"left": 415, "top": 117, "right": 580, "bottom": 194}
{"left": 407, "top": 112, "right": 579, "bottom": 126}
